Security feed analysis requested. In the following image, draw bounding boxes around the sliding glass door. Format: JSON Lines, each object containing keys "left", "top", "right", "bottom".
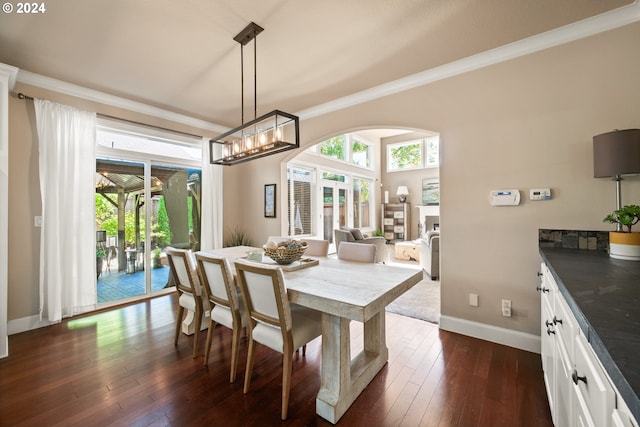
{"left": 95, "top": 159, "right": 202, "bottom": 304}
{"left": 95, "top": 159, "right": 148, "bottom": 303}
{"left": 95, "top": 121, "right": 202, "bottom": 306}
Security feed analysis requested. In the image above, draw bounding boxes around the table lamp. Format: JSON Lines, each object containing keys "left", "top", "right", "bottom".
{"left": 593, "top": 129, "right": 640, "bottom": 230}
{"left": 396, "top": 186, "right": 409, "bottom": 203}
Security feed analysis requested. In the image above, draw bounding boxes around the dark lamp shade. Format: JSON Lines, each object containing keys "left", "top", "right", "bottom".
{"left": 593, "top": 129, "right": 640, "bottom": 177}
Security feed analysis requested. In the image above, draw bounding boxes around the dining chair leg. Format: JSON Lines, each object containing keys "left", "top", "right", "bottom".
{"left": 192, "top": 304, "right": 202, "bottom": 358}
{"left": 302, "top": 344, "right": 307, "bottom": 356}
{"left": 281, "top": 351, "right": 293, "bottom": 420}
{"left": 203, "top": 319, "right": 215, "bottom": 366}
{"left": 174, "top": 306, "right": 184, "bottom": 346}
{"left": 243, "top": 337, "right": 256, "bottom": 394}
{"left": 230, "top": 325, "right": 241, "bottom": 383}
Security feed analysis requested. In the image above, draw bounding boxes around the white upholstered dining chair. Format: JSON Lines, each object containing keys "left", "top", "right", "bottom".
{"left": 300, "top": 239, "right": 330, "bottom": 257}
{"left": 234, "top": 258, "right": 322, "bottom": 420}
{"left": 195, "top": 252, "right": 248, "bottom": 381}
{"left": 166, "top": 247, "right": 204, "bottom": 358}
{"left": 336, "top": 241, "right": 377, "bottom": 263}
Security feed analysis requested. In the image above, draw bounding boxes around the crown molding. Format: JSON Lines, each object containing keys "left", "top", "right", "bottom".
{"left": 297, "top": 1, "right": 640, "bottom": 120}
{"left": 0, "top": 63, "right": 19, "bottom": 90}
{"left": 16, "top": 69, "right": 228, "bottom": 134}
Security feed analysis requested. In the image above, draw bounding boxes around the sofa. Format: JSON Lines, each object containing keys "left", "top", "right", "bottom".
{"left": 421, "top": 230, "right": 440, "bottom": 280}
{"left": 334, "top": 228, "right": 387, "bottom": 263}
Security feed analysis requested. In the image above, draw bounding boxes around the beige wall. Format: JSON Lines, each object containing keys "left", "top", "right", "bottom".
{"left": 221, "top": 22, "right": 640, "bottom": 336}
{"left": 7, "top": 23, "right": 640, "bottom": 340}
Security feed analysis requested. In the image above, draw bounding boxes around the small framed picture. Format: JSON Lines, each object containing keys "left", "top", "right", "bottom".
{"left": 264, "top": 184, "right": 276, "bottom": 218}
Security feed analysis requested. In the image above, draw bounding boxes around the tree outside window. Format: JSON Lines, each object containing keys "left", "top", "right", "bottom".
{"left": 387, "top": 137, "right": 439, "bottom": 171}
{"left": 320, "top": 135, "right": 346, "bottom": 161}
{"left": 352, "top": 140, "right": 370, "bottom": 168}
{"left": 388, "top": 140, "right": 422, "bottom": 171}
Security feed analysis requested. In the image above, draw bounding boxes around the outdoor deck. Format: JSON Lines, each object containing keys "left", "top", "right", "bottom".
{"left": 97, "top": 265, "right": 171, "bottom": 303}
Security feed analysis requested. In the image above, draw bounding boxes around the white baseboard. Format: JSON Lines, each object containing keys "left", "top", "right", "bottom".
{"left": 8, "top": 315, "right": 57, "bottom": 335}
{"left": 439, "top": 315, "right": 541, "bottom": 354}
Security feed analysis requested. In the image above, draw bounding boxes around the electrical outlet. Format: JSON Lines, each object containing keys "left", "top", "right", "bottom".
{"left": 502, "top": 299, "right": 512, "bottom": 317}
{"left": 469, "top": 293, "right": 479, "bottom": 307}
{"left": 34, "top": 216, "right": 43, "bottom": 227}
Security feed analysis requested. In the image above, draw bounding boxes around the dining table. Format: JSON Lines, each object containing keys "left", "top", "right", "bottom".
{"left": 204, "top": 245, "right": 423, "bottom": 424}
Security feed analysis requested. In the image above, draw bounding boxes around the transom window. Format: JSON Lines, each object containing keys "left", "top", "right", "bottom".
{"left": 315, "top": 134, "right": 372, "bottom": 169}
{"left": 387, "top": 136, "right": 439, "bottom": 172}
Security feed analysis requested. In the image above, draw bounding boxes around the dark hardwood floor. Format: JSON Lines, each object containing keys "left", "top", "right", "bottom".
{"left": 0, "top": 294, "right": 553, "bottom": 427}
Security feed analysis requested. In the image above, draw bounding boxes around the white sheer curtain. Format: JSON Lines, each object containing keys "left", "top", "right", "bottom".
{"left": 200, "top": 137, "right": 223, "bottom": 250}
{"left": 34, "top": 99, "right": 97, "bottom": 322}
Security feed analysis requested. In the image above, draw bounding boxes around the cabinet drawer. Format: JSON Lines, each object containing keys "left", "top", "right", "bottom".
{"left": 612, "top": 396, "right": 639, "bottom": 427}
{"left": 554, "top": 291, "right": 577, "bottom": 359}
{"left": 574, "top": 332, "right": 615, "bottom": 427}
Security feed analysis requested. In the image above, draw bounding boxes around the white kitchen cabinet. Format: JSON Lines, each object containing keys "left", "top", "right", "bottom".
{"left": 539, "top": 262, "right": 636, "bottom": 427}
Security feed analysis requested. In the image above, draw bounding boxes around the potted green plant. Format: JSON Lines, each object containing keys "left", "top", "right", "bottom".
{"left": 152, "top": 246, "right": 163, "bottom": 268}
{"left": 603, "top": 204, "right": 640, "bottom": 261}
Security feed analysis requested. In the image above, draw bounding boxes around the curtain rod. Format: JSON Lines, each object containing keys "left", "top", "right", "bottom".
{"left": 16, "top": 92, "right": 204, "bottom": 140}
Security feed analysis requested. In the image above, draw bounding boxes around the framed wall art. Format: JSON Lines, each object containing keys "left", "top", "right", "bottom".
{"left": 264, "top": 184, "right": 276, "bottom": 218}
{"left": 422, "top": 178, "right": 440, "bottom": 205}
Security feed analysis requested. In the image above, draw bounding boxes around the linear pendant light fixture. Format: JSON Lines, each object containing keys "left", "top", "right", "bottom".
{"left": 210, "top": 22, "right": 300, "bottom": 166}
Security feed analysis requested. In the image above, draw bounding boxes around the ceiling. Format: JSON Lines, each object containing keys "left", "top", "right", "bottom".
{"left": 0, "top": 0, "right": 633, "bottom": 129}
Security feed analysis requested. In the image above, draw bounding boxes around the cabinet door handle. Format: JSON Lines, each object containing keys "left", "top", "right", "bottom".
{"left": 546, "top": 328, "right": 555, "bottom": 336}
{"left": 572, "top": 370, "right": 587, "bottom": 385}
{"left": 545, "top": 320, "right": 553, "bottom": 328}
{"left": 537, "top": 272, "right": 543, "bottom": 277}
{"left": 536, "top": 286, "right": 550, "bottom": 293}
{"left": 553, "top": 316, "right": 563, "bottom": 325}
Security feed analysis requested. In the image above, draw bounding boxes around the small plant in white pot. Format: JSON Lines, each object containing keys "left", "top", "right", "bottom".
{"left": 603, "top": 204, "right": 640, "bottom": 261}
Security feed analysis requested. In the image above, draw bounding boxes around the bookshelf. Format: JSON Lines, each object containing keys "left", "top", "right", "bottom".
{"left": 381, "top": 203, "right": 410, "bottom": 242}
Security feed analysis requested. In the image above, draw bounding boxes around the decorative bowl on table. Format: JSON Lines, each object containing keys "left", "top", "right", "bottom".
{"left": 263, "top": 240, "right": 308, "bottom": 265}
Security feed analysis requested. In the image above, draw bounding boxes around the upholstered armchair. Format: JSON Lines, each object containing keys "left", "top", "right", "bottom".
{"left": 421, "top": 231, "right": 440, "bottom": 280}
{"left": 334, "top": 228, "right": 387, "bottom": 263}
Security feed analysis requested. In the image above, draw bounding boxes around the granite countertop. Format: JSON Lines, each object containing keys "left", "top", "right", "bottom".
{"left": 539, "top": 247, "right": 640, "bottom": 422}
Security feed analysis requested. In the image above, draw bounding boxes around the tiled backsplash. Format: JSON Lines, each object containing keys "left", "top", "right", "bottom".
{"left": 538, "top": 229, "right": 609, "bottom": 251}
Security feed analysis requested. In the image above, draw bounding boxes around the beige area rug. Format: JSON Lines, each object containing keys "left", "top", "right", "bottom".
{"left": 386, "top": 274, "right": 441, "bottom": 324}
{"left": 383, "top": 245, "right": 441, "bottom": 325}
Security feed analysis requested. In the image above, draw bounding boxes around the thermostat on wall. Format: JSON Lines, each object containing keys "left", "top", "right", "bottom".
{"left": 490, "top": 189, "right": 520, "bottom": 206}
{"left": 530, "top": 188, "right": 551, "bottom": 201}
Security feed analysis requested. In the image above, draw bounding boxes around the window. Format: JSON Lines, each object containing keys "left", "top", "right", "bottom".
{"left": 387, "top": 137, "right": 439, "bottom": 171}
{"left": 95, "top": 121, "right": 202, "bottom": 306}
{"left": 317, "top": 134, "right": 372, "bottom": 169}
{"left": 320, "top": 135, "right": 346, "bottom": 161}
{"left": 351, "top": 139, "right": 371, "bottom": 168}
{"left": 425, "top": 136, "right": 439, "bottom": 167}
{"left": 287, "top": 166, "right": 313, "bottom": 236}
{"left": 353, "top": 178, "right": 372, "bottom": 228}
{"left": 322, "top": 172, "right": 347, "bottom": 183}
